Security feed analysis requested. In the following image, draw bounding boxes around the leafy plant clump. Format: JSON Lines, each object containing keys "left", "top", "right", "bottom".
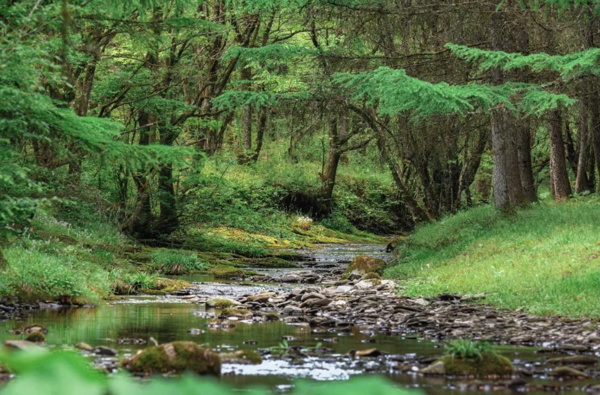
{"left": 444, "top": 339, "right": 492, "bottom": 360}
{"left": 151, "top": 251, "right": 207, "bottom": 275}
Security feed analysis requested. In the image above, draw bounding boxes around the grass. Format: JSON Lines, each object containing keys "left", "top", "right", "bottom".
{"left": 151, "top": 250, "right": 207, "bottom": 275}
{"left": 385, "top": 195, "right": 600, "bottom": 317}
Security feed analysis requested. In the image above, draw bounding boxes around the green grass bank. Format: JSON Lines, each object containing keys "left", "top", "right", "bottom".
{"left": 385, "top": 195, "right": 600, "bottom": 318}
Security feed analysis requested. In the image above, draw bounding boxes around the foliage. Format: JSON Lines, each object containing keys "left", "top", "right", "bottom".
{"left": 444, "top": 339, "right": 492, "bottom": 361}
{"left": 447, "top": 44, "right": 600, "bottom": 79}
{"left": 0, "top": 349, "right": 415, "bottom": 395}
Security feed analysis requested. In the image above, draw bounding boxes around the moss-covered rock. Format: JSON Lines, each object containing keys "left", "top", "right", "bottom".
{"left": 343, "top": 255, "right": 385, "bottom": 278}
{"left": 25, "top": 332, "right": 46, "bottom": 343}
{"left": 211, "top": 265, "right": 244, "bottom": 279}
{"left": 207, "top": 298, "right": 239, "bottom": 309}
{"left": 363, "top": 272, "right": 382, "bottom": 280}
{"left": 123, "top": 341, "right": 221, "bottom": 376}
{"left": 427, "top": 354, "right": 513, "bottom": 377}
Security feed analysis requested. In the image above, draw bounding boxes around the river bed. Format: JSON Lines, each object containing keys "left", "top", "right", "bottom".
{"left": 0, "top": 244, "right": 597, "bottom": 395}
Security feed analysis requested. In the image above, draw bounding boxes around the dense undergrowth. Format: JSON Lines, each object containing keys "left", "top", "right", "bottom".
{"left": 385, "top": 195, "right": 600, "bottom": 317}
{"left": 0, "top": 150, "right": 389, "bottom": 303}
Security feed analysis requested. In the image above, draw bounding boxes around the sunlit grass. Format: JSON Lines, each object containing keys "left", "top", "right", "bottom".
{"left": 386, "top": 195, "right": 600, "bottom": 317}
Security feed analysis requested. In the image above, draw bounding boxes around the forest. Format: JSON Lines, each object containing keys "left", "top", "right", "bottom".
{"left": 2, "top": 0, "right": 600, "bottom": 394}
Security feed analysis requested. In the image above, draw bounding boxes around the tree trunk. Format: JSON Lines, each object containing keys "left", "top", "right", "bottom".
{"left": 320, "top": 117, "right": 341, "bottom": 214}
{"left": 576, "top": 99, "right": 593, "bottom": 193}
{"left": 517, "top": 121, "right": 538, "bottom": 202}
{"left": 251, "top": 108, "right": 268, "bottom": 162}
{"left": 155, "top": 126, "right": 180, "bottom": 236}
{"left": 490, "top": 9, "right": 526, "bottom": 212}
{"left": 121, "top": 110, "right": 154, "bottom": 238}
{"left": 241, "top": 67, "right": 253, "bottom": 152}
{"left": 491, "top": 110, "right": 512, "bottom": 212}
{"left": 548, "top": 108, "right": 572, "bottom": 201}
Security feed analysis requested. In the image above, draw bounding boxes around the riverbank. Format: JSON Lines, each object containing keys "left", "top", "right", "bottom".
{"left": 0, "top": 209, "right": 383, "bottom": 305}
{"left": 385, "top": 196, "right": 600, "bottom": 318}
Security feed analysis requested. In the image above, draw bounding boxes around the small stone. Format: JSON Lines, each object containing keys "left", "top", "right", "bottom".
{"left": 421, "top": 361, "right": 446, "bottom": 375}
{"left": 550, "top": 366, "right": 589, "bottom": 378}
{"left": 94, "top": 346, "right": 118, "bottom": 356}
{"left": 76, "top": 342, "right": 94, "bottom": 351}
{"left": 354, "top": 348, "right": 382, "bottom": 357}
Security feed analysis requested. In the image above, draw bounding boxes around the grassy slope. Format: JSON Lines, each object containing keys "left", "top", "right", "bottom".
{"left": 385, "top": 196, "right": 600, "bottom": 318}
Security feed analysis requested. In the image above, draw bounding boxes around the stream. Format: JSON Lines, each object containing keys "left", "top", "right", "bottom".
{"left": 0, "top": 244, "right": 597, "bottom": 394}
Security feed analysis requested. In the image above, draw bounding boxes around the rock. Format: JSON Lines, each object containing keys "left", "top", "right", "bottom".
{"left": 219, "top": 350, "right": 262, "bottom": 365}
{"left": 411, "top": 298, "right": 430, "bottom": 306}
{"left": 354, "top": 280, "right": 374, "bottom": 290}
{"left": 300, "top": 292, "right": 326, "bottom": 302}
{"left": 261, "top": 312, "right": 280, "bottom": 321}
{"left": 188, "top": 328, "right": 205, "bottom": 335}
{"left": 211, "top": 266, "right": 244, "bottom": 279}
{"left": 343, "top": 256, "right": 385, "bottom": 279}
{"left": 436, "top": 353, "right": 513, "bottom": 376}
{"left": 76, "top": 342, "right": 94, "bottom": 351}
{"left": 25, "top": 332, "right": 45, "bottom": 343}
{"left": 280, "top": 274, "right": 302, "bottom": 283}
{"left": 547, "top": 355, "right": 599, "bottom": 366}
{"left": 123, "top": 341, "right": 221, "bottom": 376}
{"left": 206, "top": 298, "right": 240, "bottom": 308}
{"left": 247, "top": 293, "right": 273, "bottom": 302}
{"left": 94, "top": 346, "right": 118, "bottom": 356}
{"left": 221, "top": 308, "right": 252, "bottom": 319}
{"left": 283, "top": 305, "right": 303, "bottom": 316}
{"left": 24, "top": 324, "right": 48, "bottom": 334}
{"left": 354, "top": 348, "right": 382, "bottom": 357}
{"left": 302, "top": 298, "right": 332, "bottom": 308}
{"left": 4, "top": 340, "right": 42, "bottom": 351}
{"left": 421, "top": 361, "right": 446, "bottom": 375}
{"left": 325, "top": 285, "right": 353, "bottom": 295}
{"left": 550, "top": 366, "right": 589, "bottom": 378}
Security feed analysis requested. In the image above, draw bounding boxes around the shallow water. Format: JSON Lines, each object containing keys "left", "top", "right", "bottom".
{"left": 0, "top": 244, "right": 596, "bottom": 394}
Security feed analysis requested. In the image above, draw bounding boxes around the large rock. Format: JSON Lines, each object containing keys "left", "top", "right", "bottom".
{"left": 343, "top": 256, "right": 385, "bottom": 278}
{"left": 421, "top": 361, "right": 446, "bottom": 375}
{"left": 4, "top": 340, "right": 43, "bottom": 351}
{"left": 123, "top": 341, "right": 221, "bottom": 376}
{"left": 435, "top": 353, "right": 513, "bottom": 377}
{"left": 550, "top": 367, "right": 589, "bottom": 378}
{"left": 206, "top": 297, "right": 240, "bottom": 308}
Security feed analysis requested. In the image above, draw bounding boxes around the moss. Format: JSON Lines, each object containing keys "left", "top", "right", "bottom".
{"left": 208, "top": 298, "right": 237, "bottom": 309}
{"left": 25, "top": 332, "right": 46, "bottom": 343}
{"left": 124, "top": 341, "right": 221, "bottom": 376}
{"left": 211, "top": 265, "right": 244, "bottom": 279}
{"left": 144, "top": 279, "right": 190, "bottom": 295}
{"left": 247, "top": 257, "right": 296, "bottom": 268}
{"left": 437, "top": 353, "right": 513, "bottom": 377}
{"left": 343, "top": 255, "right": 385, "bottom": 278}
{"left": 363, "top": 272, "right": 382, "bottom": 280}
